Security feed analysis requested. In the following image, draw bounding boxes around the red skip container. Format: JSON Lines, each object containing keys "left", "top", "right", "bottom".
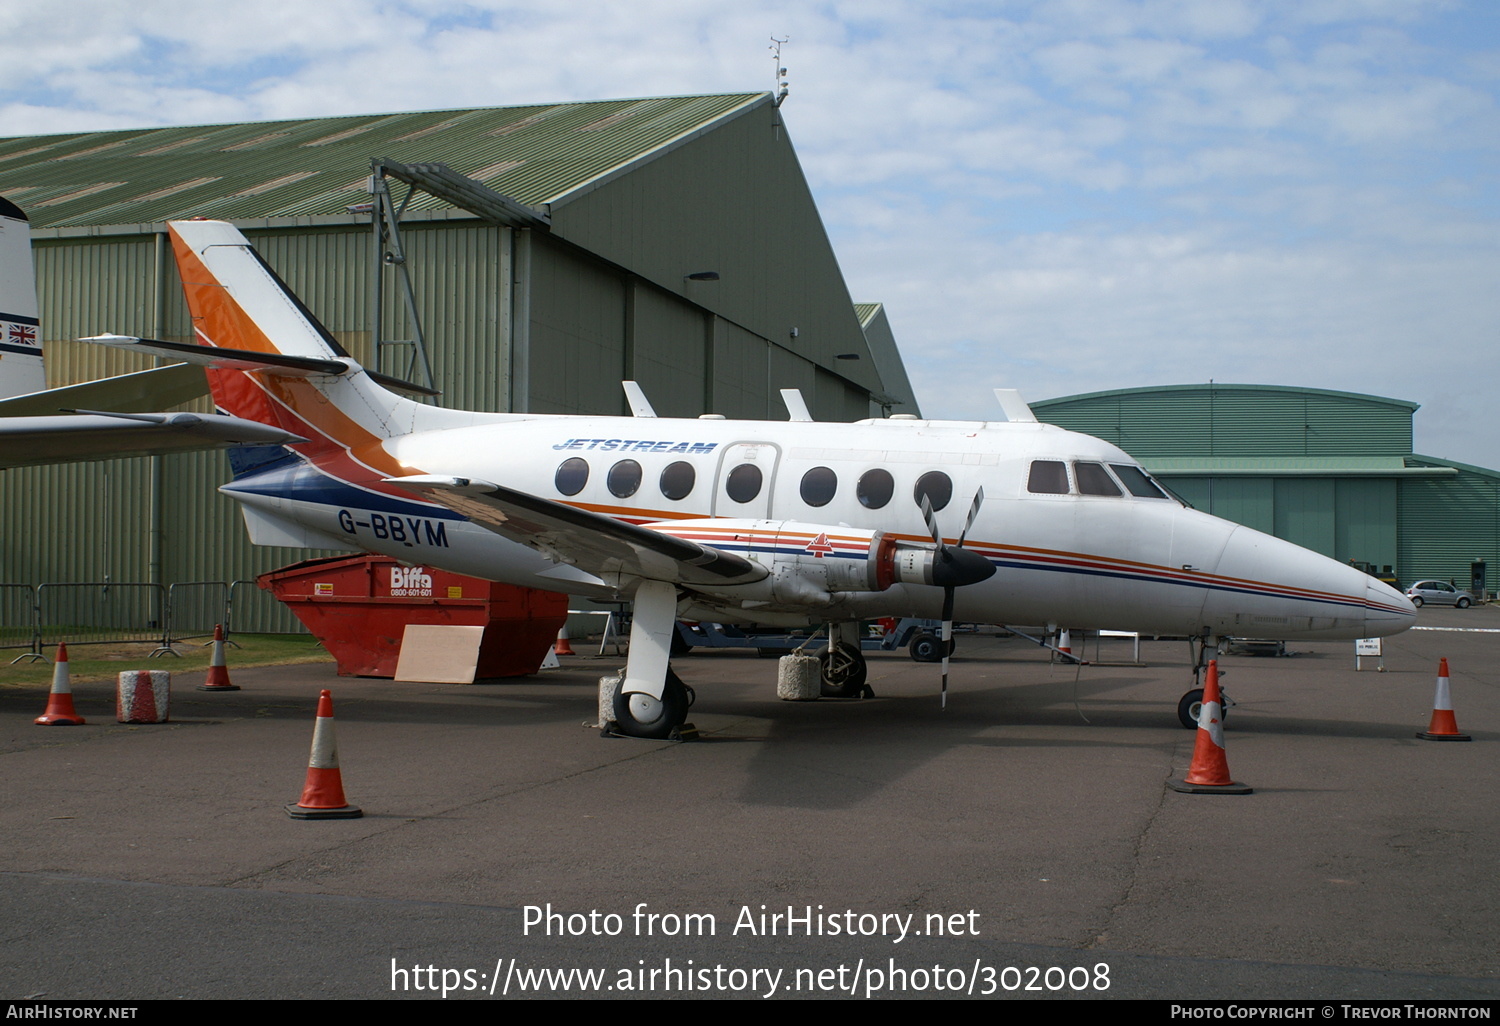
{"left": 258, "top": 555, "right": 569, "bottom": 678}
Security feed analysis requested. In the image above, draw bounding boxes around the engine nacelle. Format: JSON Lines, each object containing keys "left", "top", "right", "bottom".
{"left": 646, "top": 518, "right": 955, "bottom": 607}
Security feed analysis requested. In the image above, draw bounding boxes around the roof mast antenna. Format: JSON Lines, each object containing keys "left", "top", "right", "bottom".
{"left": 770, "top": 36, "right": 790, "bottom": 137}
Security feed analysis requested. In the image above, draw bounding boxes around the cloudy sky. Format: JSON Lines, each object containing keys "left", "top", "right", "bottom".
{"left": 4, "top": 0, "right": 1497, "bottom": 468}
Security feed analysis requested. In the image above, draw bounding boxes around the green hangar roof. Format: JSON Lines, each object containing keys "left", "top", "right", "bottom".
{"left": 1032, "top": 383, "right": 1418, "bottom": 461}
{"left": 0, "top": 93, "right": 766, "bottom": 230}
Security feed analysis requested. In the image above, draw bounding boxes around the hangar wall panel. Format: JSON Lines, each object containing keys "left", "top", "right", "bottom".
{"left": 711, "top": 320, "right": 770, "bottom": 420}
{"left": 1146, "top": 476, "right": 1396, "bottom": 569}
{"left": 1208, "top": 478, "right": 1275, "bottom": 534}
{"left": 631, "top": 281, "right": 707, "bottom": 419}
{"left": 35, "top": 236, "right": 161, "bottom": 386}
{"left": 2, "top": 459, "right": 153, "bottom": 584}
{"left": 1399, "top": 464, "right": 1500, "bottom": 585}
{"left": 815, "top": 366, "right": 876, "bottom": 424}
{"left": 1167, "top": 477, "right": 1211, "bottom": 510}
{"left": 528, "top": 237, "right": 628, "bottom": 415}
{"left": 768, "top": 346, "right": 816, "bottom": 412}
{"left": 1274, "top": 479, "right": 1336, "bottom": 556}
{"left": 1334, "top": 479, "right": 1398, "bottom": 572}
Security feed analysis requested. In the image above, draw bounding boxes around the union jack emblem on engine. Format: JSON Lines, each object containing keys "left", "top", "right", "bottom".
{"left": 8, "top": 324, "right": 37, "bottom": 346}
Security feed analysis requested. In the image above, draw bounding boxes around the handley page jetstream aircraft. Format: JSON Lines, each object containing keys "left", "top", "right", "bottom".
{"left": 79, "top": 219, "right": 1414, "bottom": 737}
{"left": 0, "top": 196, "right": 301, "bottom": 466}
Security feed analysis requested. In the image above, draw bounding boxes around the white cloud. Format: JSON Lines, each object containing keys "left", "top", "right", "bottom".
{"left": 0, "top": 0, "right": 1495, "bottom": 469}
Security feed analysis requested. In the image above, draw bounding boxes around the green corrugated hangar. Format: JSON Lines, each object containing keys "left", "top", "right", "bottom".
{"left": 0, "top": 93, "right": 918, "bottom": 624}
{"left": 1033, "top": 384, "right": 1498, "bottom": 594}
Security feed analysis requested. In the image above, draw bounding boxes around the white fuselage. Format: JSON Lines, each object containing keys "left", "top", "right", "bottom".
{"left": 227, "top": 413, "right": 1416, "bottom": 641}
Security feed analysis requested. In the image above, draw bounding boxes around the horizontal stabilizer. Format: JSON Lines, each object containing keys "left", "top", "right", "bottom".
{"left": 0, "top": 412, "right": 304, "bottom": 469}
{"left": 79, "top": 335, "right": 440, "bottom": 396}
{"left": 387, "top": 474, "right": 767, "bottom": 588}
{"left": 0, "top": 362, "right": 208, "bottom": 417}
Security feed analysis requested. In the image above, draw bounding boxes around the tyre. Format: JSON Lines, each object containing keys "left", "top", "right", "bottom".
{"left": 820, "top": 642, "right": 868, "bottom": 698}
{"left": 1456, "top": 597, "right": 1471, "bottom": 609}
{"left": 1177, "top": 687, "right": 1228, "bottom": 730}
{"left": 612, "top": 668, "right": 689, "bottom": 739}
{"left": 909, "top": 633, "right": 954, "bottom": 663}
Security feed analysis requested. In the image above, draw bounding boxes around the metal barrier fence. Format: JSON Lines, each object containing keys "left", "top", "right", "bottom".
{"left": 36, "top": 583, "right": 171, "bottom": 654}
{"left": 165, "top": 582, "right": 231, "bottom": 645}
{"left": 3, "top": 578, "right": 306, "bottom": 660}
{"left": 2, "top": 584, "right": 41, "bottom": 662}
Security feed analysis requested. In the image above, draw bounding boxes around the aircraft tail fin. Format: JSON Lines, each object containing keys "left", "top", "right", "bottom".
{"left": 0, "top": 196, "right": 46, "bottom": 399}
{"left": 163, "top": 220, "right": 495, "bottom": 471}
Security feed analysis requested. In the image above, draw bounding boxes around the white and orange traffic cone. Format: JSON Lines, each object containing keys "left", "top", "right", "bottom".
{"left": 197, "top": 624, "right": 239, "bottom": 691}
{"left": 1170, "top": 660, "right": 1252, "bottom": 794}
{"left": 34, "top": 643, "right": 85, "bottom": 726}
{"left": 1058, "top": 628, "right": 1072, "bottom": 660}
{"left": 554, "top": 625, "right": 576, "bottom": 657}
{"left": 286, "top": 690, "right": 362, "bottom": 819}
{"left": 1417, "top": 658, "right": 1471, "bottom": 742}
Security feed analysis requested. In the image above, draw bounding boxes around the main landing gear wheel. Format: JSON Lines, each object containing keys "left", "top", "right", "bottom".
{"left": 820, "top": 642, "right": 870, "bottom": 698}
{"left": 613, "top": 668, "right": 691, "bottom": 739}
{"left": 908, "top": 633, "right": 955, "bottom": 663}
{"left": 1177, "top": 688, "right": 1230, "bottom": 730}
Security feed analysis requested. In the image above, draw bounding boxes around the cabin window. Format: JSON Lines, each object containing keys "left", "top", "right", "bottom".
{"left": 607, "top": 459, "right": 642, "bottom": 498}
{"left": 1074, "top": 462, "right": 1122, "bottom": 497}
{"left": 857, "top": 469, "right": 894, "bottom": 509}
{"left": 659, "top": 461, "right": 695, "bottom": 501}
{"left": 1028, "top": 460, "right": 1069, "bottom": 494}
{"left": 913, "top": 471, "right": 953, "bottom": 512}
{"left": 1110, "top": 464, "right": 1169, "bottom": 499}
{"left": 725, "top": 463, "right": 763, "bottom": 503}
{"left": 555, "top": 457, "right": 589, "bottom": 496}
{"left": 800, "top": 467, "right": 837, "bottom": 507}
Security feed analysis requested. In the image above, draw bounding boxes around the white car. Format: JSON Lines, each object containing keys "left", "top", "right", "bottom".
{"left": 1405, "top": 580, "right": 1475, "bottom": 608}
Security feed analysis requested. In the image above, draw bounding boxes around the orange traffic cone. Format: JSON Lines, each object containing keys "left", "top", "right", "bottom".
{"left": 1170, "top": 660, "right": 1252, "bottom": 794}
{"left": 554, "top": 625, "right": 576, "bottom": 657}
{"left": 286, "top": 690, "right": 362, "bottom": 819}
{"left": 34, "top": 643, "right": 85, "bottom": 726}
{"left": 1417, "top": 658, "right": 1471, "bottom": 742}
{"left": 197, "top": 624, "right": 240, "bottom": 691}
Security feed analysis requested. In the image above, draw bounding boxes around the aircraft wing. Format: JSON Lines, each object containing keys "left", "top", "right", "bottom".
{"left": 387, "top": 475, "right": 768, "bottom": 588}
{"left": 0, "top": 412, "right": 304, "bottom": 469}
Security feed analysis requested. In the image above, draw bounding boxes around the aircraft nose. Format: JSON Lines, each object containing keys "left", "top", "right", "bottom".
{"left": 1363, "top": 576, "right": 1417, "bottom": 637}
{"left": 1202, "top": 525, "right": 1418, "bottom": 640}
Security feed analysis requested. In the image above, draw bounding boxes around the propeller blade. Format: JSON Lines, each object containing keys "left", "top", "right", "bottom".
{"left": 919, "top": 492, "right": 942, "bottom": 547}
{"left": 940, "top": 585, "right": 955, "bottom": 709}
{"left": 929, "top": 488, "right": 989, "bottom": 710}
{"left": 958, "top": 487, "right": 984, "bottom": 548}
